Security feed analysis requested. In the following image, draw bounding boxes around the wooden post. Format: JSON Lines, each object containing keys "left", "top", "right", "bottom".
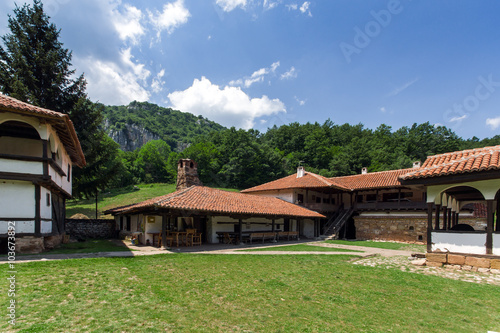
{"left": 427, "top": 203, "right": 433, "bottom": 252}
{"left": 451, "top": 211, "right": 456, "bottom": 227}
{"left": 161, "top": 214, "right": 167, "bottom": 249}
{"left": 238, "top": 219, "right": 243, "bottom": 245}
{"left": 272, "top": 219, "right": 275, "bottom": 232}
{"left": 496, "top": 199, "right": 500, "bottom": 232}
{"left": 442, "top": 206, "right": 448, "bottom": 230}
{"left": 455, "top": 212, "right": 459, "bottom": 226}
{"left": 398, "top": 188, "right": 401, "bottom": 210}
{"left": 486, "top": 200, "right": 494, "bottom": 254}
{"left": 446, "top": 208, "right": 451, "bottom": 230}
{"left": 434, "top": 204, "right": 440, "bottom": 230}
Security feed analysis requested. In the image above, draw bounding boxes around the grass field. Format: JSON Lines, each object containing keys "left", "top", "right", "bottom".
{"left": 240, "top": 244, "right": 362, "bottom": 252}
{"left": 325, "top": 240, "right": 426, "bottom": 252}
{"left": 3, "top": 254, "right": 499, "bottom": 332}
{"left": 28, "top": 240, "right": 130, "bottom": 255}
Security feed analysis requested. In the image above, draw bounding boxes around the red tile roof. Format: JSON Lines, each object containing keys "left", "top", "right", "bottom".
{"left": 399, "top": 145, "right": 500, "bottom": 181}
{"left": 241, "top": 172, "right": 347, "bottom": 193}
{"left": 332, "top": 168, "right": 415, "bottom": 190}
{"left": 106, "top": 186, "right": 325, "bottom": 218}
{"left": 0, "top": 94, "right": 85, "bottom": 167}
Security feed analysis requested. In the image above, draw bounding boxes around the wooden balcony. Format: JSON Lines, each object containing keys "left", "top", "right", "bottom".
{"left": 354, "top": 200, "right": 427, "bottom": 211}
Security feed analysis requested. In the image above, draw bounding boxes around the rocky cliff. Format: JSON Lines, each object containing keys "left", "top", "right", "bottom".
{"left": 105, "top": 119, "right": 161, "bottom": 152}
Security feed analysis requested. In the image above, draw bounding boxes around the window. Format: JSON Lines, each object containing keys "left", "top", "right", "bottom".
{"left": 46, "top": 193, "right": 51, "bottom": 206}
{"left": 316, "top": 196, "right": 322, "bottom": 203}
{"left": 356, "top": 195, "right": 363, "bottom": 203}
{"left": 323, "top": 198, "right": 330, "bottom": 204}
{"left": 67, "top": 164, "right": 71, "bottom": 181}
{"left": 366, "top": 194, "right": 377, "bottom": 202}
{"left": 297, "top": 194, "right": 304, "bottom": 203}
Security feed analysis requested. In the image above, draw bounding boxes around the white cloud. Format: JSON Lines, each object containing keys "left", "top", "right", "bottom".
{"left": 300, "top": 2, "right": 312, "bottom": 16}
{"left": 110, "top": 4, "right": 144, "bottom": 45}
{"left": 280, "top": 66, "right": 297, "bottom": 80}
{"left": 486, "top": 117, "right": 500, "bottom": 130}
{"left": 380, "top": 107, "right": 386, "bottom": 113}
{"left": 294, "top": 96, "right": 306, "bottom": 106}
{"left": 75, "top": 48, "right": 151, "bottom": 105}
{"left": 387, "top": 77, "right": 419, "bottom": 97}
{"left": 168, "top": 76, "right": 286, "bottom": 129}
{"left": 449, "top": 114, "right": 468, "bottom": 123}
{"left": 149, "top": 0, "right": 190, "bottom": 39}
{"left": 286, "top": 4, "right": 298, "bottom": 10}
{"left": 230, "top": 61, "right": 280, "bottom": 88}
{"left": 151, "top": 69, "right": 166, "bottom": 93}
{"left": 216, "top": 0, "right": 247, "bottom": 12}
{"left": 263, "top": 0, "right": 280, "bottom": 10}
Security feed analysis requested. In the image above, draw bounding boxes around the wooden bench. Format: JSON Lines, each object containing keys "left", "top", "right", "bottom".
{"left": 249, "top": 232, "right": 276, "bottom": 244}
{"left": 277, "top": 231, "right": 299, "bottom": 241}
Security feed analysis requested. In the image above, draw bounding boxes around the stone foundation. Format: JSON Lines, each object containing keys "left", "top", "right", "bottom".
{"left": 44, "top": 234, "right": 64, "bottom": 250}
{"left": 426, "top": 252, "right": 500, "bottom": 273}
{"left": 354, "top": 215, "right": 486, "bottom": 243}
{"left": 15, "top": 237, "right": 45, "bottom": 254}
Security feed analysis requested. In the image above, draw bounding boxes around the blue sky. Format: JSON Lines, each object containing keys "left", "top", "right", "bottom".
{"left": 1, "top": 0, "right": 500, "bottom": 139}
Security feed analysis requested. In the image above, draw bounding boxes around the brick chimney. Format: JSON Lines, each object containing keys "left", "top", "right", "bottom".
{"left": 176, "top": 159, "right": 203, "bottom": 191}
{"left": 361, "top": 167, "right": 368, "bottom": 174}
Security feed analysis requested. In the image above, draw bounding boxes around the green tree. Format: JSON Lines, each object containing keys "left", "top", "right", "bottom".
{"left": 0, "top": 0, "right": 85, "bottom": 112}
{"left": 135, "top": 140, "right": 174, "bottom": 183}
{"left": 0, "top": 0, "right": 121, "bottom": 197}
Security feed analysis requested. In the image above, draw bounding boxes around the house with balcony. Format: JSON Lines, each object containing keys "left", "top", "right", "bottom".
{"left": 0, "top": 94, "right": 85, "bottom": 253}
{"left": 242, "top": 159, "right": 487, "bottom": 244}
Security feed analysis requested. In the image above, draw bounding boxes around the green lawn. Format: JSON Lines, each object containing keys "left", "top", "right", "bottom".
{"left": 66, "top": 183, "right": 240, "bottom": 218}
{"left": 3, "top": 255, "right": 499, "bottom": 332}
{"left": 240, "top": 244, "right": 362, "bottom": 252}
{"left": 33, "top": 240, "right": 130, "bottom": 255}
{"left": 325, "top": 240, "right": 426, "bottom": 252}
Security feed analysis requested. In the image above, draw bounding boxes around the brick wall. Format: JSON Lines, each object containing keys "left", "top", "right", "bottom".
{"left": 354, "top": 215, "right": 487, "bottom": 243}
{"left": 65, "top": 219, "right": 117, "bottom": 240}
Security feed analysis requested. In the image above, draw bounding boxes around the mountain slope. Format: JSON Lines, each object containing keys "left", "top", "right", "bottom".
{"left": 102, "top": 101, "right": 225, "bottom": 151}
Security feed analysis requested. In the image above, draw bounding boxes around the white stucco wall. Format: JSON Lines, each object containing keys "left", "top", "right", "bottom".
{"left": 0, "top": 181, "right": 35, "bottom": 218}
{"left": 0, "top": 221, "right": 35, "bottom": 234}
{"left": 0, "top": 158, "right": 42, "bottom": 175}
{"left": 143, "top": 215, "right": 162, "bottom": 244}
{"left": 431, "top": 232, "right": 487, "bottom": 255}
{"left": 301, "top": 219, "right": 315, "bottom": 238}
{"left": 493, "top": 234, "right": 500, "bottom": 256}
{"left": 40, "top": 187, "right": 52, "bottom": 220}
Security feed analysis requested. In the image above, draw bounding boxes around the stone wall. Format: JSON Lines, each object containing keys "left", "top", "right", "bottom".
{"left": 65, "top": 219, "right": 117, "bottom": 240}
{"left": 354, "top": 215, "right": 487, "bottom": 243}
{"left": 426, "top": 252, "right": 500, "bottom": 274}
{"left": 15, "top": 236, "right": 45, "bottom": 254}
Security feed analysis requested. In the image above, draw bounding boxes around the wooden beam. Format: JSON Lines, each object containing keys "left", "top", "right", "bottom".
{"left": 486, "top": 200, "right": 493, "bottom": 255}
{"left": 161, "top": 214, "right": 167, "bottom": 250}
{"left": 442, "top": 206, "right": 448, "bottom": 230}
{"left": 427, "top": 203, "right": 433, "bottom": 252}
{"left": 434, "top": 204, "right": 441, "bottom": 230}
{"left": 496, "top": 199, "right": 500, "bottom": 232}
{"left": 34, "top": 184, "right": 41, "bottom": 236}
{"left": 238, "top": 219, "right": 243, "bottom": 244}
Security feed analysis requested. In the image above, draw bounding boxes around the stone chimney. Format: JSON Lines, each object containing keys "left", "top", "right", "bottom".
{"left": 361, "top": 167, "right": 368, "bottom": 174}
{"left": 176, "top": 159, "right": 203, "bottom": 191}
{"left": 413, "top": 161, "right": 421, "bottom": 168}
{"left": 297, "top": 166, "right": 305, "bottom": 178}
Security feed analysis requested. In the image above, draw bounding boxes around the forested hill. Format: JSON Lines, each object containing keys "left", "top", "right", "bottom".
{"left": 102, "top": 101, "right": 225, "bottom": 151}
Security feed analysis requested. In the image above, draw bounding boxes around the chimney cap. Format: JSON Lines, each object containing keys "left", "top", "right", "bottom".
{"left": 361, "top": 167, "right": 368, "bottom": 174}
{"left": 413, "top": 161, "right": 421, "bottom": 168}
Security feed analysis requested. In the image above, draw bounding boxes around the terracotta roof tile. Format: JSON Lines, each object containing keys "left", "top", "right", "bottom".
{"left": 331, "top": 168, "right": 414, "bottom": 190}
{"left": 0, "top": 94, "right": 85, "bottom": 167}
{"left": 400, "top": 145, "right": 500, "bottom": 181}
{"left": 241, "top": 172, "right": 347, "bottom": 193}
{"left": 106, "top": 186, "right": 325, "bottom": 218}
